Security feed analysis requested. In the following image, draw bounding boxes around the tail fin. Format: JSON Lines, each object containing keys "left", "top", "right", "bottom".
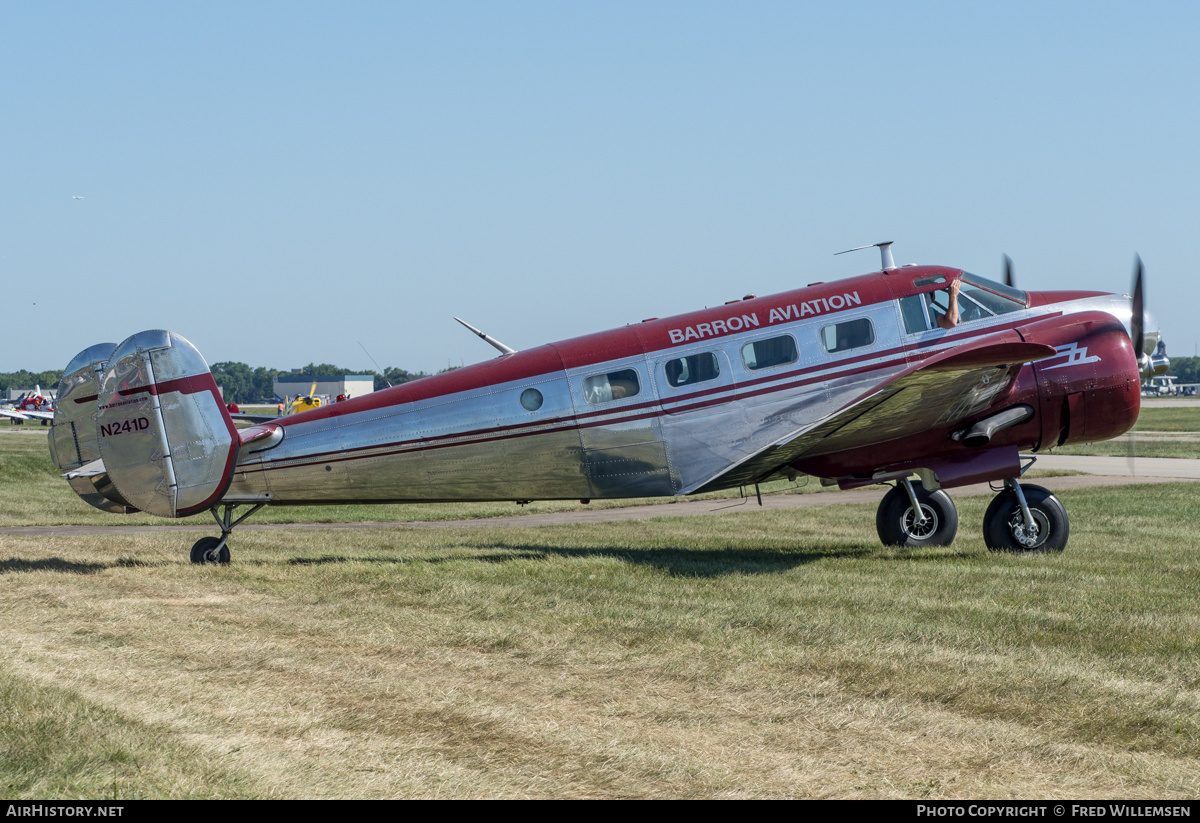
{"left": 71, "top": 330, "right": 238, "bottom": 518}
{"left": 50, "top": 342, "right": 139, "bottom": 514}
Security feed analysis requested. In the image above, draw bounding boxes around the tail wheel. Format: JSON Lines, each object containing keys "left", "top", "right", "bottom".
{"left": 983, "top": 483, "right": 1069, "bottom": 553}
{"left": 876, "top": 481, "right": 958, "bottom": 547}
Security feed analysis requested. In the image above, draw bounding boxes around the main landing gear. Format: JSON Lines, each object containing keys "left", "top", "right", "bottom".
{"left": 874, "top": 474, "right": 1069, "bottom": 553}
{"left": 190, "top": 502, "right": 266, "bottom": 565}
{"left": 982, "top": 480, "right": 1068, "bottom": 553}
{"left": 876, "top": 479, "right": 959, "bottom": 547}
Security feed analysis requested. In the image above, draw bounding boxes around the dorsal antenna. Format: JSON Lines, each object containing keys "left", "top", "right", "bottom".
{"left": 454, "top": 317, "right": 517, "bottom": 356}
{"left": 836, "top": 241, "right": 896, "bottom": 271}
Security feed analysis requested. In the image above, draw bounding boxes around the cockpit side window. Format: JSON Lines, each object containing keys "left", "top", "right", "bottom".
{"left": 956, "top": 292, "right": 993, "bottom": 323}
{"left": 900, "top": 272, "right": 1018, "bottom": 335}
{"left": 898, "top": 295, "right": 930, "bottom": 334}
{"left": 961, "top": 273, "right": 1026, "bottom": 313}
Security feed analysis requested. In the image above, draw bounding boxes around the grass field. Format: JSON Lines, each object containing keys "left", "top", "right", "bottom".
{"left": 3, "top": 410, "right": 1200, "bottom": 798}
{"left": 2, "top": 485, "right": 1199, "bottom": 799}
{"left": 1050, "top": 406, "right": 1200, "bottom": 459}
{"left": 1132, "top": 406, "right": 1200, "bottom": 431}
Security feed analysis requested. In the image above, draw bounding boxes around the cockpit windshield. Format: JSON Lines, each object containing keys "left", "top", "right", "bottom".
{"left": 960, "top": 272, "right": 1027, "bottom": 314}
{"left": 897, "top": 270, "right": 1028, "bottom": 335}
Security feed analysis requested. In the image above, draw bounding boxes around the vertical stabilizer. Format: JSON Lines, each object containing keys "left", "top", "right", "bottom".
{"left": 96, "top": 330, "right": 238, "bottom": 518}
{"left": 50, "top": 342, "right": 140, "bottom": 514}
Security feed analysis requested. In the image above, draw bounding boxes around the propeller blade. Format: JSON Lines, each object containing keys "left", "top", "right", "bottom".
{"left": 1003, "top": 254, "right": 1014, "bottom": 289}
{"left": 1127, "top": 421, "right": 1137, "bottom": 477}
{"left": 1131, "top": 255, "right": 1145, "bottom": 357}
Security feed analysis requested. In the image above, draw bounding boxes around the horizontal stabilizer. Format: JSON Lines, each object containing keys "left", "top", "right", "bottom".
{"left": 63, "top": 459, "right": 138, "bottom": 514}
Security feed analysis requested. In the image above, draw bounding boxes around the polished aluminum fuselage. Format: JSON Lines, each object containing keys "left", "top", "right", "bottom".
{"left": 222, "top": 288, "right": 1132, "bottom": 507}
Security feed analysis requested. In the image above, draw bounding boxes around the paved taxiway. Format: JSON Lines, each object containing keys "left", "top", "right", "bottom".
{"left": 1141, "top": 398, "right": 1200, "bottom": 408}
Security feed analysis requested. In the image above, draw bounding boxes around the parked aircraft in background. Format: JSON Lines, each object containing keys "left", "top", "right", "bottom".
{"left": 0, "top": 387, "right": 55, "bottom": 425}
{"left": 283, "top": 381, "right": 323, "bottom": 416}
{"left": 47, "top": 244, "right": 1166, "bottom": 564}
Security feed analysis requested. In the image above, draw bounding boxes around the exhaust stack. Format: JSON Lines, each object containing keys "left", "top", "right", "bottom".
{"left": 952, "top": 405, "right": 1035, "bottom": 448}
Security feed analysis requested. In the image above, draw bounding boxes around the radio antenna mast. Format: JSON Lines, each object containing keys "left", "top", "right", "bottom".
{"left": 836, "top": 241, "right": 896, "bottom": 271}
{"left": 358, "top": 341, "right": 392, "bottom": 388}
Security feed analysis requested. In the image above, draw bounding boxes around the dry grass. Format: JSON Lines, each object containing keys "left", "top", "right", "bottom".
{"left": 2, "top": 483, "right": 1200, "bottom": 798}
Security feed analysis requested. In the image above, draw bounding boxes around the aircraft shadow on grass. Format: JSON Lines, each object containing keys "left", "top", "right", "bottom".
{"left": 286, "top": 541, "right": 978, "bottom": 577}
{"left": 0, "top": 556, "right": 161, "bottom": 575}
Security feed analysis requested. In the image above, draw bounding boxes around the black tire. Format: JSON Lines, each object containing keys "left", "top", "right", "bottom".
{"left": 983, "top": 483, "right": 1068, "bottom": 553}
{"left": 876, "top": 481, "right": 959, "bottom": 547}
{"left": 189, "top": 536, "right": 230, "bottom": 565}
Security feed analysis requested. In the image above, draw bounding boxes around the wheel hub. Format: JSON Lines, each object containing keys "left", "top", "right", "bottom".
{"left": 903, "top": 505, "right": 939, "bottom": 540}
{"left": 1008, "top": 508, "right": 1049, "bottom": 549}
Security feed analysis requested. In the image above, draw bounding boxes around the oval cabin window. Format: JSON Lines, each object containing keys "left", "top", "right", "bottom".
{"left": 520, "top": 388, "right": 544, "bottom": 411}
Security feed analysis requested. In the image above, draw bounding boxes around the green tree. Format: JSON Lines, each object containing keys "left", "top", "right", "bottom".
{"left": 1169, "top": 356, "right": 1200, "bottom": 385}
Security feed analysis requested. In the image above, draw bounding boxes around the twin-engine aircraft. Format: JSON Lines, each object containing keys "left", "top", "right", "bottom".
{"left": 48, "top": 244, "right": 1166, "bottom": 563}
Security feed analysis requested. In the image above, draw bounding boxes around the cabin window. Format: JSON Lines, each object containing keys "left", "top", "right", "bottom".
{"left": 520, "top": 388, "right": 544, "bottom": 411}
{"left": 583, "top": 369, "right": 641, "bottom": 404}
{"left": 821, "top": 318, "right": 876, "bottom": 353}
{"left": 742, "top": 336, "right": 798, "bottom": 371}
{"left": 664, "top": 353, "right": 720, "bottom": 388}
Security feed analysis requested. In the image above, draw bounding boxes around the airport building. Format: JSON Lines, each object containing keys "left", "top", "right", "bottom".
{"left": 272, "top": 374, "right": 375, "bottom": 403}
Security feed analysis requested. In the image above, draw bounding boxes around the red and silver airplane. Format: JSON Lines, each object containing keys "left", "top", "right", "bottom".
{"left": 1, "top": 387, "right": 55, "bottom": 425}
{"left": 47, "top": 243, "right": 1166, "bottom": 563}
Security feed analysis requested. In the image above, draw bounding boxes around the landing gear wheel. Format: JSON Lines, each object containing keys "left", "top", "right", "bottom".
{"left": 983, "top": 483, "right": 1068, "bottom": 553}
{"left": 190, "top": 536, "right": 230, "bottom": 565}
{"left": 876, "top": 481, "right": 959, "bottom": 547}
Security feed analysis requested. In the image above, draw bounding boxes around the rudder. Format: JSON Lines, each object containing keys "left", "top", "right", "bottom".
{"left": 96, "top": 330, "right": 238, "bottom": 518}
{"left": 50, "top": 342, "right": 140, "bottom": 514}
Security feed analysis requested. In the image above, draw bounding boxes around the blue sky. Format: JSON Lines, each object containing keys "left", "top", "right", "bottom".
{"left": 4, "top": 1, "right": 1198, "bottom": 374}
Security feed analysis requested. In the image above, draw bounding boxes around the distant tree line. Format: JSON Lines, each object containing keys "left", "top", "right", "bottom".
{"left": 0, "top": 363, "right": 437, "bottom": 404}
{"left": 0, "top": 369, "right": 64, "bottom": 395}
{"left": 1167, "top": 356, "right": 1200, "bottom": 385}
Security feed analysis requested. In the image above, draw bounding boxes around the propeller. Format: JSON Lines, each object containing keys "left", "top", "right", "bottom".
{"left": 1003, "top": 254, "right": 1014, "bottom": 289}
{"left": 1130, "top": 255, "right": 1145, "bottom": 360}
{"left": 1127, "top": 255, "right": 1146, "bottom": 477}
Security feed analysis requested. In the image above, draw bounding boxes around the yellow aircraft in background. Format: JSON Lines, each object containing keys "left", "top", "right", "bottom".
{"left": 284, "top": 381, "right": 322, "bottom": 416}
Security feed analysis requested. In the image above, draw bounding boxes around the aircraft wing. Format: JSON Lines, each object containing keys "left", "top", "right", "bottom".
{"left": 686, "top": 334, "right": 1058, "bottom": 494}
{"left": 230, "top": 412, "right": 282, "bottom": 425}
{"left": 0, "top": 408, "right": 54, "bottom": 422}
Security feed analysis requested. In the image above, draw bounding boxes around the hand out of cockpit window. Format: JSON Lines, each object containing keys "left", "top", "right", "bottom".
{"left": 935, "top": 280, "right": 961, "bottom": 329}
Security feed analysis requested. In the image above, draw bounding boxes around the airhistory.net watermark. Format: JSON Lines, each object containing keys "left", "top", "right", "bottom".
{"left": 6, "top": 807, "right": 123, "bottom": 818}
